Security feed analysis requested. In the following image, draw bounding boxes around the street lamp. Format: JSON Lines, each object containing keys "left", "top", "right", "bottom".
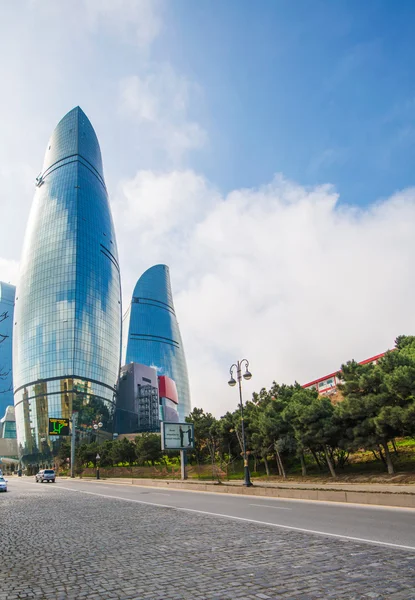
{"left": 96, "top": 453, "right": 101, "bottom": 480}
{"left": 228, "top": 359, "right": 253, "bottom": 487}
{"left": 93, "top": 421, "right": 103, "bottom": 444}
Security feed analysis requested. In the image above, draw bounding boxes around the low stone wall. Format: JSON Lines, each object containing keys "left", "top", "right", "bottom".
{"left": 82, "top": 464, "right": 225, "bottom": 479}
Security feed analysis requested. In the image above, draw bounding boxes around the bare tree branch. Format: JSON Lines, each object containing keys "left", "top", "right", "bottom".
{"left": 0, "top": 382, "right": 12, "bottom": 394}
{"left": 0, "top": 311, "right": 12, "bottom": 394}
{"left": 0, "top": 367, "right": 11, "bottom": 380}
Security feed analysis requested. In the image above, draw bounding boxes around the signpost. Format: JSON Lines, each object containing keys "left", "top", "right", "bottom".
{"left": 96, "top": 454, "right": 100, "bottom": 480}
{"left": 48, "top": 418, "right": 70, "bottom": 436}
{"left": 161, "top": 422, "right": 194, "bottom": 450}
{"left": 161, "top": 422, "right": 194, "bottom": 481}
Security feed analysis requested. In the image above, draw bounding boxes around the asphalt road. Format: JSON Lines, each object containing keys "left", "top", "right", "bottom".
{"left": 2, "top": 478, "right": 415, "bottom": 600}
{"left": 11, "top": 476, "right": 415, "bottom": 550}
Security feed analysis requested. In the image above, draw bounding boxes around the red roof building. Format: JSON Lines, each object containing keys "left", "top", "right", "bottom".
{"left": 302, "top": 352, "right": 388, "bottom": 397}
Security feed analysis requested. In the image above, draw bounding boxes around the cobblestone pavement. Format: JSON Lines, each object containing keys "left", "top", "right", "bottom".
{"left": 1, "top": 484, "right": 414, "bottom": 600}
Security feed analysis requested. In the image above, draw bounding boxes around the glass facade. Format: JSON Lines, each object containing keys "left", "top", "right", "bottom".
{"left": 0, "top": 405, "right": 16, "bottom": 439}
{"left": 0, "top": 282, "right": 15, "bottom": 417}
{"left": 123, "top": 265, "right": 191, "bottom": 421}
{"left": 13, "top": 107, "right": 121, "bottom": 465}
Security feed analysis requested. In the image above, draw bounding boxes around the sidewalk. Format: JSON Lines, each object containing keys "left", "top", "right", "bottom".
{"left": 226, "top": 479, "right": 415, "bottom": 494}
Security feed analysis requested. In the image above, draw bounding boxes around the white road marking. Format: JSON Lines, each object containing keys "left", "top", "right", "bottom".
{"left": 58, "top": 486, "right": 174, "bottom": 508}
{"left": 54, "top": 485, "right": 415, "bottom": 552}
{"left": 250, "top": 503, "right": 291, "bottom": 510}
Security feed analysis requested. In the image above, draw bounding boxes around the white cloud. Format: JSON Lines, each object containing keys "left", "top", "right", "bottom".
{"left": 0, "top": 258, "right": 19, "bottom": 287}
{"left": 119, "top": 66, "right": 207, "bottom": 162}
{"left": 85, "top": 0, "right": 162, "bottom": 47}
{"left": 0, "top": 0, "right": 168, "bottom": 281}
{"left": 113, "top": 170, "right": 415, "bottom": 417}
{"left": 115, "top": 169, "right": 217, "bottom": 254}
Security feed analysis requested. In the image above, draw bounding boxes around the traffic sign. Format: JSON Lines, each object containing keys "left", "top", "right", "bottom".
{"left": 48, "top": 418, "right": 70, "bottom": 436}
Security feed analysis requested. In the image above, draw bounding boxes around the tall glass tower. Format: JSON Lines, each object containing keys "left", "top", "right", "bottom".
{"left": 123, "top": 265, "right": 191, "bottom": 421}
{"left": 0, "top": 282, "right": 16, "bottom": 417}
{"left": 13, "top": 107, "right": 121, "bottom": 465}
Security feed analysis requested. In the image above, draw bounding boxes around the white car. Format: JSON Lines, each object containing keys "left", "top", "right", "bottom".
{"left": 35, "top": 469, "right": 55, "bottom": 483}
{"left": 0, "top": 477, "right": 8, "bottom": 492}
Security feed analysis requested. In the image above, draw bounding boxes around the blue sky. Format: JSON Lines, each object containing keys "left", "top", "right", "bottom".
{"left": 1, "top": 1, "right": 415, "bottom": 415}
{"left": 163, "top": 0, "right": 415, "bottom": 205}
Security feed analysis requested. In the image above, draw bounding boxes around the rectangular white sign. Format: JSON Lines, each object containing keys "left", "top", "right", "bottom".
{"left": 161, "top": 422, "right": 194, "bottom": 450}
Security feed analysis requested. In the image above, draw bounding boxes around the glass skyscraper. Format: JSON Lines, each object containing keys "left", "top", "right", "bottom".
{"left": 0, "top": 282, "right": 16, "bottom": 417}
{"left": 13, "top": 107, "right": 121, "bottom": 465}
{"left": 123, "top": 265, "right": 191, "bottom": 421}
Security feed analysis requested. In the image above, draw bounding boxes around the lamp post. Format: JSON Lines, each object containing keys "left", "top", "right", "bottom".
{"left": 228, "top": 359, "right": 253, "bottom": 487}
{"left": 96, "top": 453, "right": 100, "bottom": 480}
{"left": 70, "top": 412, "right": 78, "bottom": 479}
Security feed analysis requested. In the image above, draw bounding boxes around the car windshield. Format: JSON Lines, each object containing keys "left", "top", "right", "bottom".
{"left": 44, "top": 470, "right": 54, "bottom": 474}
{"left": 0, "top": 477, "right": 5, "bottom": 482}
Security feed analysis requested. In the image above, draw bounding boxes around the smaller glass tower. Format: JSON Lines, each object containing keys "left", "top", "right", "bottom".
{"left": 123, "top": 265, "right": 191, "bottom": 421}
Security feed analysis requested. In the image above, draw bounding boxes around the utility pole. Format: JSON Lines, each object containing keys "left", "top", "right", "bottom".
{"left": 180, "top": 449, "right": 188, "bottom": 480}
{"left": 70, "top": 412, "right": 78, "bottom": 478}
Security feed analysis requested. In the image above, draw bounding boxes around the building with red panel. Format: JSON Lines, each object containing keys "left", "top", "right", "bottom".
{"left": 115, "top": 366, "right": 180, "bottom": 433}
{"left": 302, "top": 352, "right": 387, "bottom": 398}
{"left": 158, "top": 375, "right": 179, "bottom": 423}
{"left": 115, "top": 362, "right": 160, "bottom": 434}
